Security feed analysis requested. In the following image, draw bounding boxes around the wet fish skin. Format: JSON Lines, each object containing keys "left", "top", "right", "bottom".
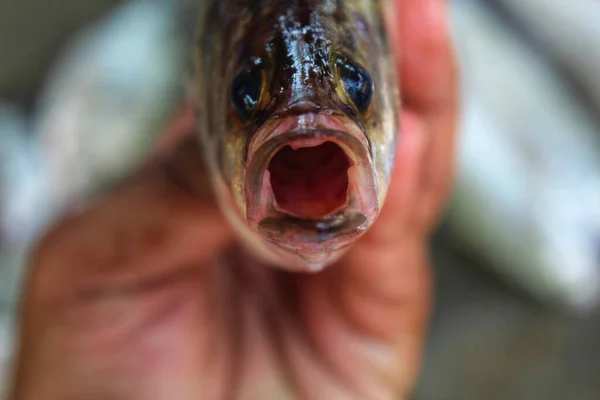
{"left": 193, "top": 0, "right": 399, "bottom": 271}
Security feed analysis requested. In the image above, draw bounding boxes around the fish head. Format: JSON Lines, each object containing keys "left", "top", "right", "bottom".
{"left": 195, "top": 1, "right": 399, "bottom": 271}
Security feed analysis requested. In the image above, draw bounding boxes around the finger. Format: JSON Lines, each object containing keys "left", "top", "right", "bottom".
{"left": 361, "top": 113, "right": 429, "bottom": 248}
{"left": 396, "top": 0, "right": 459, "bottom": 230}
{"left": 395, "top": 0, "right": 456, "bottom": 111}
{"left": 333, "top": 114, "right": 431, "bottom": 336}
{"left": 150, "top": 103, "right": 199, "bottom": 160}
{"left": 11, "top": 108, "right": 233, "bottom": 400}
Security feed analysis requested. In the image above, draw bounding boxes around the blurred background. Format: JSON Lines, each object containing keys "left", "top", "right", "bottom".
{"left": 1, "top": 0, "right": 599, "bottom": 398}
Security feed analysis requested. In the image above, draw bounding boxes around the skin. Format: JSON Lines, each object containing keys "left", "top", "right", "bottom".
{"left": 8, "top": 0, "right": 457, "bottom": 399}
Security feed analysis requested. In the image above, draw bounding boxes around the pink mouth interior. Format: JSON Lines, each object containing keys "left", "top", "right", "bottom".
{"left": 267, "top": 141, "right": 351, "bottom": 219}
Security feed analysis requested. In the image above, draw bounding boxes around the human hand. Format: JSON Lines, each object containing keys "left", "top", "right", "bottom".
{"left": 9, "top": 0, "right": 457, "bottom": 398}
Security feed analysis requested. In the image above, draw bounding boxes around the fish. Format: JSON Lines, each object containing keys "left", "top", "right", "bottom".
{"left": 494, "top": 0, "right": 600, "bottom": 114}
{"left": 192, "top": 0, "right": 400, "bottom": 271}
{"left": 447, "top": 0, "right": 600, "bottom": 312}
{"left": 34, "top": 0, "right": 187, "bottom": 214}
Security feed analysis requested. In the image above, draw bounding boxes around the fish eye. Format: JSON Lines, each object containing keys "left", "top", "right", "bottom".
{"left": 231, "top": 66, "right": 263, "bottom": 121}
{"left": 337, "top": 57, "right": 373, "bottom": 113}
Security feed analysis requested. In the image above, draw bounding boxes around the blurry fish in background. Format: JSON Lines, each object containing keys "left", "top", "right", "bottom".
{"left": 447, "top": 0, "right": 600, "bottom": 312}
{"left": 33, "top": 0, "right": 188, "bottom": 215}
{"left": 494, "top": 0, "right": 600, "bottom": 114}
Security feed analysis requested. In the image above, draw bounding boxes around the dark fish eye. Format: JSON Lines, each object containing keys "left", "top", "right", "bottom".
{"left": 231, "top": 66, "right": 262, "bottom": 121}
{"left": 337, "top": 57, "right": 373, "bottom": 113}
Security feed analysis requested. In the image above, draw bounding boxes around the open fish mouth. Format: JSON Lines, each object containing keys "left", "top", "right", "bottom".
{"left": 245, "top": 114, "right": 379, "bottom": 251}
{"left": 268, "top": 140, "right": 351, "bottom": 219}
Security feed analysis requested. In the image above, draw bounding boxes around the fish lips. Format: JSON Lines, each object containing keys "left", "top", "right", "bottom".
{"left": 244, "top": 114, "right": 379, "bottom": 267}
